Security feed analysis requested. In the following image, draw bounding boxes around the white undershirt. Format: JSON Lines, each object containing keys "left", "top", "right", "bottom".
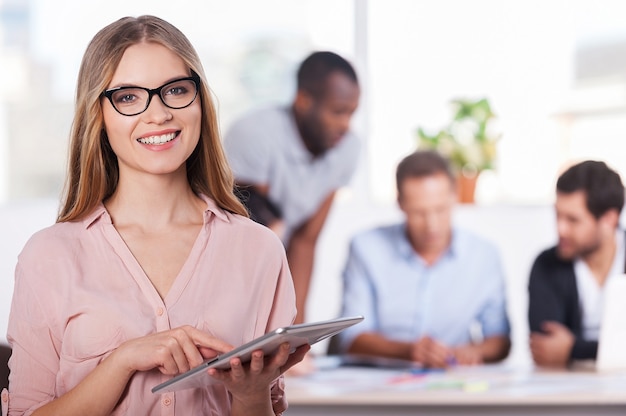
{"left": 574, "top": 230, "right": 625, "bottom": 341}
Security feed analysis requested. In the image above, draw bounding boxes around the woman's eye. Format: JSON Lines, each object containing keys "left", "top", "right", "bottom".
{"left": 112, "top": 90, "right": 141, "bottom": 105}
{"left": 164, "top": 86, "right": 187, "bottom": 96}
{"left": 117, "top": 94, "right": 137, "bottom": 103}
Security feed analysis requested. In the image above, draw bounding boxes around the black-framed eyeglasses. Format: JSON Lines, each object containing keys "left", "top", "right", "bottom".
{"left": 102, "top": 73, "right": 201, "bottom": 116}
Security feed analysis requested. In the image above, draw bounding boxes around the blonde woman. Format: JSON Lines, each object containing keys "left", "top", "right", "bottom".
{"left": 3, "top": 15, "right": 307, "bottom": 416}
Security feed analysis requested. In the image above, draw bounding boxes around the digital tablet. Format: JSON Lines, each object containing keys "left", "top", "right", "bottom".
{"left": 152, "top": 315, "right": 364, "bottom": 393}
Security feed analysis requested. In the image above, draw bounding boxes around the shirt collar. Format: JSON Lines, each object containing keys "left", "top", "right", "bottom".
{"left": 396, "top": 225, "right": 415, "bottom": 260}
{"left": 79, "top": 193, "right": 230, "bottom": 229}
{"left": 396, "top": 223, "right": 458, "bottom": 262}
{"left": 199, "top": 193, "right": 230, "bottom": 224}
{"left": 82, "top": 204, "right": 108, "bottom": 229}
{"left": 448, "top": 230, "right": 460, "bottom": 257}
{"left": 575, "top": 228, "right": 626, "bottom": 275}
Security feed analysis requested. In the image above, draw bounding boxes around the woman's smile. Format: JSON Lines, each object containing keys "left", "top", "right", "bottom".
{"left": 137, "top": 131, "right": 178, "bottom": 145}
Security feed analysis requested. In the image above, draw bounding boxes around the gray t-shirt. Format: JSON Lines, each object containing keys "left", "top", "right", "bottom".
{"left": 223, "top": 106, "right": 360, "bottom": 244}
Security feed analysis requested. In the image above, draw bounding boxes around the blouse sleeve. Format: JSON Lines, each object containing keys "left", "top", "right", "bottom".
{"left": 270, "top": 376, "right": 287, "bottom": 415}
{"left": 6, "top": 261, "right": 61, "bottom": 415}
{"left": 2, "top": 388, "right": 9, "bottom": 416}
{"left": 266, "top": 244, "right": 296, "bottom": 415}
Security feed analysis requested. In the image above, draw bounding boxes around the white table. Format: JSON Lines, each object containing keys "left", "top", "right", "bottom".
{"left": 284, "top": 359, "right": 626, "bottom": 415}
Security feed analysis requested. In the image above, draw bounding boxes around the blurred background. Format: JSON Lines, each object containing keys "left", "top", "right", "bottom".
{"left": 1, "top": 0, "right": 626, "bottom": 206}
{"left": 2, "top": 0, "right": 626, "bottom": 364}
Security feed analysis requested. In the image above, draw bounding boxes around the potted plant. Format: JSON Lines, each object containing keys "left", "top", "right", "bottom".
{"left": 416, "top": 97, "right": 500, "bottom": 203}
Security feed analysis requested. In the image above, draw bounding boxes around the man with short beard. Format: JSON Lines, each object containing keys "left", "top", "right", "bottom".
{"left": 528, "top": 160, "right": 625, "bottom": 368}
{"left": 224, "top": 51, "right": 361, "bottom": 325}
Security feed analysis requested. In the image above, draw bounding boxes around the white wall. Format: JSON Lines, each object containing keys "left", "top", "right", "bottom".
{"left": 362, "top": 0, "right": 626, "bottom": 206}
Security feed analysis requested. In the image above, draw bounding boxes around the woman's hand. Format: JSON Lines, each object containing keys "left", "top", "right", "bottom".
{"left": 28, "top": 326, "right": 234, "bottom": 416}
{"left": 112, "top": 325, "right": 233, "bottom": 376}
{"left": 208, "top": 343, "right": 310, "bottom": 411}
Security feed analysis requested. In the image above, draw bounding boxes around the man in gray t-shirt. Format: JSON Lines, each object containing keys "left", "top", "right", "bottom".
{"left": 224, "top": 51, "right": 361, "bottom": 324}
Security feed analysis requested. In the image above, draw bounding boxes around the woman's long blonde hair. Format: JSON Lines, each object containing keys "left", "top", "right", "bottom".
{"left": 58, "top": 15, "right": 248, "bottom": 222}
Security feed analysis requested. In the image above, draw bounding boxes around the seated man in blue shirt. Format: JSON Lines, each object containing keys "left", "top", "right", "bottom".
{"left": 337, "top": 150, "right": 511, "bottom": 368}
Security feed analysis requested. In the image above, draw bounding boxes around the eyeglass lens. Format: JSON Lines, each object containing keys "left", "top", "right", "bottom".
{"left": 110, "top": 79, "right": 198, "bottom": 115}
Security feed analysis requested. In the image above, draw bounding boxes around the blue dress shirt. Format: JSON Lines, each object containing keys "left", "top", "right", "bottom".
{"left": 338, "top": 223, "right": 510, "bottom": 351}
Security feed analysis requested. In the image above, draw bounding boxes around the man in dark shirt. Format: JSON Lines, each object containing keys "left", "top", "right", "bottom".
{"left": 528, "top": 160, "right": 625, "bottom": 367}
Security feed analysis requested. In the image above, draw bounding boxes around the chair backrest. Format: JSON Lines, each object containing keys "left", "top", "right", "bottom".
{"left": 0, "top": 344, "right": 10, "bottom": 390}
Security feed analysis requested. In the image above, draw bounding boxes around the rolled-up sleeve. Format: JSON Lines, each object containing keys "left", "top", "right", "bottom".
{"left": 2, "top": 388, "right": 9, "bottom": 416}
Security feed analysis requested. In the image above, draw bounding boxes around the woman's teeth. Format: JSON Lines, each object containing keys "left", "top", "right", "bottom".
{"left": 137, "top": 132, "right": 177, "bottom": 145}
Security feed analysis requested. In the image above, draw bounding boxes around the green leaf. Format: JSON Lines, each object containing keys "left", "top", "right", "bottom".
{"left": 414, "top": 97, "right": 500, "bottom": 172}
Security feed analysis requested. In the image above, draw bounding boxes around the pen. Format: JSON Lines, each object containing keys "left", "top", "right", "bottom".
{"left": 410, "top": 367, "right": 445, "bottom": 375}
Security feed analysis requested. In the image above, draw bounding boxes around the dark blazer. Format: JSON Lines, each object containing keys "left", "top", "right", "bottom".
{"left": 528, "top": 246, "right": 597, "bottom": 360}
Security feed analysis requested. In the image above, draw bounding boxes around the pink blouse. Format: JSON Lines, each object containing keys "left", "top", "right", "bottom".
{"left": 3, "top": 195, "right": 296, "bottom": 415}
